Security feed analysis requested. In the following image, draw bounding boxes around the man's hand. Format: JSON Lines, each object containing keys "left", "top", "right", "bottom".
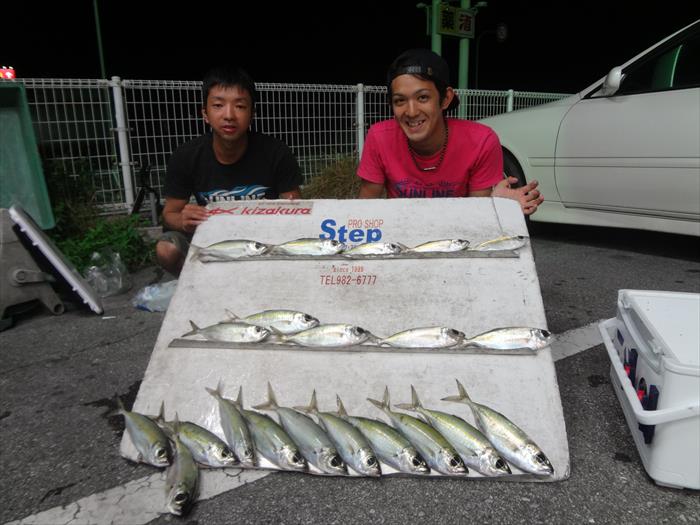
{"left": 180, "top": 203, "right": 208, "bottom": 233}
{"left": 492, "top": 177, "right": 544, "bottom": 216}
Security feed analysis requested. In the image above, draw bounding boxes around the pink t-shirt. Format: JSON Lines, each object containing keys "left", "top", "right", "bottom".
{"left": 357, "top": 118, "right": 503, "bottom": 198}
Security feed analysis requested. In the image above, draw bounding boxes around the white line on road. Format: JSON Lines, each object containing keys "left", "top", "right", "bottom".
{"left": 5, "top": 469, "right": 270, "bottom": 525}
{"left": 551, "top": 320, "right": 604, "bottom": 362}
{"left": 6, "top": 323, "right": 603, "bottom": 525}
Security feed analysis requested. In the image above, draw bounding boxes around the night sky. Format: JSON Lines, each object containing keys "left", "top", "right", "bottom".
{"left": 3, "top": 1, "right": 699, "bottom": 93}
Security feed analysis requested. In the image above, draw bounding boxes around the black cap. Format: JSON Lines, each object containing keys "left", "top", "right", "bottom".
{"left": 387, "top": 48, "right": 459, "bottom": 111}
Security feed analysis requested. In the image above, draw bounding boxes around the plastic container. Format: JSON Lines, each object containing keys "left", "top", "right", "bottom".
{"left": 599, "top": 289, "right": 700, "bottom": 490}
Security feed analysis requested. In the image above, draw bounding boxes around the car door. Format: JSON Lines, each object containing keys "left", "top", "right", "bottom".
{"left": 553, "top": 27, "right": 700, "bottom": 221}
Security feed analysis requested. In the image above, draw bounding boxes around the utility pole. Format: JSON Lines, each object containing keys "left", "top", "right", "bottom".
{"left": 93, "top": 0, "right": 106, "bottom": 78}
{"left": 457, "top": 0, "right": 471, "bottom": 90}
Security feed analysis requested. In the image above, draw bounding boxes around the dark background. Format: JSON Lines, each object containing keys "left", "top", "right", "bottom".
{"left": 3, "top": 1, "right": 699, "bottom": 93}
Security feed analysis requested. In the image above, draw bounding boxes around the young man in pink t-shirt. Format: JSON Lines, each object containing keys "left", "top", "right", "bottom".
{"left": 357, "top": 49, "right": 543, "bottom": 215}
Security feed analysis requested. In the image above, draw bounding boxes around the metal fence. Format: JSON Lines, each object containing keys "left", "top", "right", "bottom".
{"left": 17, "top": 77, "right": 570, "bottom": 212}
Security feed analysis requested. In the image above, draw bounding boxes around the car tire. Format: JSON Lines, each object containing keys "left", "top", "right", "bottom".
{"left": 502, "top": 149, "right": 526, "bottom": 188}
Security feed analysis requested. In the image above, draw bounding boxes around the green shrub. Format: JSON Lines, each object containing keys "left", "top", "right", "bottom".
{"left": 302, "top": 156, "right": 362, "bottom": 199}
{"left": 43, "top": 160, "right": 154, "bottom": 274}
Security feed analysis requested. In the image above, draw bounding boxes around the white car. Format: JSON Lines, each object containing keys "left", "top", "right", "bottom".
{"left": 480, "top": 19, "right": 700, "bottom": 236}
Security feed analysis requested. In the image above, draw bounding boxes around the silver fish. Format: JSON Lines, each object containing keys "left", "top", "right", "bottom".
{"left": 111, "top": 398, "right": 170, "bottom": 467}
{"left": 182, "top": 320, "right": 270, "bottom": 343}
{"left": 442, "top": 380, "right": 554, "bottom": 476}
{"left": 367, "top": 387, "right": 467, "bottom": 476}
{"left": 343, "top": 242, "right": 406, "bottom": 256}
{"left": 462, "top": 327, "right": 552, "bottom": 352}
{"left": 271, "top": 238, "right": 346, "bottom": 256}
{"left": 408, "top": 239, "right": 470, "bottom": 253}
{"left": 470, "top": 235, "right": 528, "bottom": 252}
{"left": 155, "top": 407, "right": 238, "bottom": 468}
{"left": 282, "top": 324, "right": 371, "bottom": 347}
{"left": 236, "top": 388, "right": 307, "bottom": 471}
{"left": 380, "top": 327, "right": 465, "bottom": 349}
{"left": 226, "top": 309, "right": 320, "bottom": 335}
{"left": 190, "top": 240, "right": 270, "bottom": 261}
{"left": 337, "top": 396, "right": 429, "bottom": 475}
{"left": 295, "top": 391, "right": 381, "bottom": 477}
{"left": 253, "top": 383, "right": 347, "bottom": 475}
{"left": 395, "top": 386, "right": 510, "bottom": 476}
{"left": 205, "top": 382, "right": 256, "bottom": 467}
{"left": 165, "top": 428, "right": 199, "bottom": 516}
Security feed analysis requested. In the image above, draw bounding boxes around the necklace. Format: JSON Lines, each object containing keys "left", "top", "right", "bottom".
{"left": 407, "top": 124, "right": 449, "bottom": 172}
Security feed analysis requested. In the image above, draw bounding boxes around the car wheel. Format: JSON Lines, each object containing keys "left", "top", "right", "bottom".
{"left": 502, "top": 149, "right": 526, "bottom": 188}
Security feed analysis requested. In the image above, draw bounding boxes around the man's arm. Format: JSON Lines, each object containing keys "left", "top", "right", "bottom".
{"left": 162, "top": 197, "right": 208, "bottom": 233}
{"left": 469, "top": 177, "right": 543, "bottom": 216}
{"left": 358, "top": 180, "right": 385, "bottom": 198}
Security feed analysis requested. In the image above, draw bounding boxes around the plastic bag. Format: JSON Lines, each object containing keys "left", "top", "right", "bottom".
{"left": 131, "top": 280, "right": 178, "bottom": 312}
{"left": 84, "top": 249, "right": 132, "bottom": 297}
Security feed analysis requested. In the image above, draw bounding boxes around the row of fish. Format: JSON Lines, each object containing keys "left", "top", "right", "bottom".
{"left": 190, "top": 235, "right": 528, "bottom": 262}
{"left": 115, "top": 380, "right": 554, "bottom": 515}
{"left": 180, "top": 308, "right": 552, "bottom": 351}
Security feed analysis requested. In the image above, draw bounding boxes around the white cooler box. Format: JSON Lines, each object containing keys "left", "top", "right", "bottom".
{"left": 599, "top": 290, "right": 700, "bottom": 490}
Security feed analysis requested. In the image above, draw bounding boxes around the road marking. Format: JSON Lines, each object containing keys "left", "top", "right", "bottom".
{"left": 7, "top": 322, "right": 603, "bottom": 525}
{"left": 551, "top": 320, "right": 604, "bottom": 362}
{"left": 6, "top": 469, "right": 269, "bottom": 525}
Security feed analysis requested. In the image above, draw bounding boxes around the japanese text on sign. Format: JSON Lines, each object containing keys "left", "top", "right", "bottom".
{"left": 438, "top": 6, "right": 475, "bottom": 38}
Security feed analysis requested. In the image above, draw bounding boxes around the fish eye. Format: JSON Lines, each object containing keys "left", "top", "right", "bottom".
{"left": 155, "top": 447, "right": 167, "bottom": 459}
{"left": 330, "top": 240, "right": 339, "bottom": 246}
{"left": 356, "top": 327, "right": 366, "bottom": 334}
{"left": 541, "top": 330, "right": 551, "bottom": 337}
{"left": 330, "top": 455, "right": 343, "bottom": 467}
{"left": 221, "top": 447, "right": 234, "bottom": 458}
{"left": 495, "top": 459, "right": 506, "bottom": 470}
{"left": 292, "top": 452, "right": 303, "bottom": 463}
{"left": 303, "top": 314, "right": 313, "bottom": 322}
{"left": 449, "top": 456, "right": 462, "bottom": 467}
{"left": 174, "top": 492, "right": 188, "bottom": 504}
{"left": 535, "top": 453, "right": 548, "bottom": 465}
{"left": 411, "top": 456, "right": 423, "bottom": 467}
{"left": 244, "top": 448, "right": 254, "bottom": 458}
{"left": 366, "top": 456, "right": 377, "bottom": 467}
{"left": 448, "top": 329, "right": 459, "bottom": 336}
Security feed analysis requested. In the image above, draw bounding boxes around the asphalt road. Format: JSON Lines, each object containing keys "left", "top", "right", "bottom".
{"left": 2, "top": 222, "right": 699, "bottom": 525}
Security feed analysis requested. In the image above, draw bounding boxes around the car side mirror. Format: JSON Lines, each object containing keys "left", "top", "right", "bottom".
{"left": 599, "top": 66, "right": 624, "bottom": 96}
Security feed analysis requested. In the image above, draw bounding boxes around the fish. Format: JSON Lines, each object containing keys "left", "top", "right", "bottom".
{"left": 442, "top": 380, "right": 554, "bottom": 476}
{"left": 165, "top": 425, "right": 199, "bottom": 516}
{"left": 154, "top": 406, "right": 238, "bottom": 468}
{"left": 395, "top": 386, "right": 511, "bottom": 476}
{"left": 461, "top": 327, "right": 552, "bottom": 352}
{"left": 295, "top": 391, "right": 381, "bottom": 477}
{"left": 469, "top": 235, "right": 528, "bottom": 252}
{"left": 271, "top": 238, "right": 346, "bottom": 256}
{"left": 235, "top": 387, "right": 307, "bottom": 471}
{"left": 109, "top": 398, "right": 170, "bottom": 467}
{"left": 225, "top": 309, "right": 320, "bottom": 335}
{"left": 379, "top": 327, "right": 465, "bottom": 349}
{"left": 189, "top": 240, "right": 270, "bottom": 261}
{"left": 205, "top": 381, "right": 256, "bottom": 467}
{"left": 336, "top": 396, "right": 429, "bottom": 475}
{"left": 343, "top": 242, "right": 407, "bottom": 256}
{"left": 407, "top": 239, "right": 470, "bottom": 253}
{"left": 281, "top": 324, "right": 372, "bottom": 347}
{"left": 182, "top": 320, "right": 271, "bottom": 343}
{"left": 367, "top": 387, "right": 467, "bottom": 476}
{"left": 252, "top": 383, "right": 347, "bottom": 475}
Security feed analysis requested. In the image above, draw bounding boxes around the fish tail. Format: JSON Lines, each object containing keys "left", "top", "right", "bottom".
{"left": 188, "top": 244, "right": 202, "bottom": 262}
{"left": 252, "top": 382, "right": 279, "bottom": 411}
{"left": 293, "top": 389, "right": 319, "bottom": 414}
{"left": 441, "top": 379, "right": 472, "bottom": 403}
{"left": 224, "top": 309, "right": 239, "bottom": 321}
{"left": 394, "top": 385, "right": 422, "bottom": 411}
{"left": 106, "top": 395, "right": 126, "bottom": 418}
{"left": 182, "top": 321, "right": 200, "bottom": 337}
{"left": 155, "top": 401, "right": 166, "bottom": 423}
{"left": 367, "top": 386, "right": 391, "bottom": 411}
{"left": 336, "top": 395, "right": 348, "bottom": 416}
{"left": 204, "top": 379, "right": 224, "bottom": 400}
{"left": 234, "top": 386, "right": 244, "bottom": 408}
